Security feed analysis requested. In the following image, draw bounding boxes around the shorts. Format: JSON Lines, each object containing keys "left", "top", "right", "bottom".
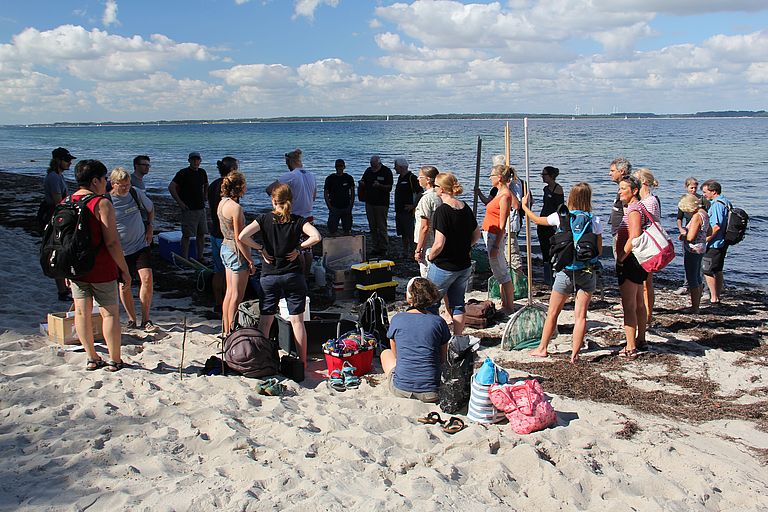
{"left": 702, "top": 246, "right": 727, "bottom": 276}
{"left": 395, "top": 210, "right": 415, "bottom": 238}
{"left": 220, "top": 243, "right": 248, "bottom": 272}
{"left": 386, "top": 370, "right": 438, "bottom": 403}
{"left": 181, "top": 209, "right": 208, "bottom": 238}
{"left": 553, "top": 268, "right": 597, "bottom": 295}
{"left": 125, "top": 246, "right": 152, "bottom": 277}
{"left": 427, "top": 263, "right": 472, "bottom": 315}
{"left": 260, "top": 273, "right": 307, "bottom": 316}
{"left": 210, "top": 236, "right": 225, "bottom": 273}
{"left": 70, "top": 280, "right": 119, "bottom": 307}
{"left": 617, "top": 254, "right": 648, "bottom": 286}
{"left": 483, "top": 231, "right": 512, "bottom": 285}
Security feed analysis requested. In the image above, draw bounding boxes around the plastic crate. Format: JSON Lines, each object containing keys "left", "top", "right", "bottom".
{"left": 351, "top": 260, "right": 394, "bottom": 286}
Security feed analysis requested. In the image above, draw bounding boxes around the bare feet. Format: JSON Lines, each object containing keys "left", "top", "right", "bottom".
{"left": 529, "top": 348, "right": 548, "bottom": 358}
{"left": 570, "top": 352, "right": 580, "bottom": 364}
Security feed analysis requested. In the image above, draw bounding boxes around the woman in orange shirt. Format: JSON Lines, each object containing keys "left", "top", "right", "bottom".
{"left": 480, "top": 164, "right": 515, "bottom": 313}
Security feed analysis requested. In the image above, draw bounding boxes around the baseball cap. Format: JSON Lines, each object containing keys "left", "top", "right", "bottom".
{"left": 188, "top": 151, "right": 202, "bottom": 160}
{"left": 52, "top": 147, "right": 75, "bottom": 160}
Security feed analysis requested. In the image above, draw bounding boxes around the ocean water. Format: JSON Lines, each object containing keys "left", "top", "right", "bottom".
{"left": 1, "top": 118, "right": 765, "bottom": 289}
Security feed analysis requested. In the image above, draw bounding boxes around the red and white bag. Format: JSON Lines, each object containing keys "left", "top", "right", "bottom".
{"left": 489, "top": 379, "right": 557, "bottom": 434}
{"left": 631, "top": 204, "right": 675, "bottom": 272}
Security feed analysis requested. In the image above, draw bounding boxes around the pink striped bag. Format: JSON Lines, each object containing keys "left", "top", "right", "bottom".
{"left": 489, "top": 380, "right": 557, "bottom": 434}
{"left": 631, "top": 203, "right": 676, "bottom": 272}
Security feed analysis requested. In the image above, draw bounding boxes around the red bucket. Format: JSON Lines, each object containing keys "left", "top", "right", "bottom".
{"left": 324, "top": 348, "right": 374, "bottom": 377}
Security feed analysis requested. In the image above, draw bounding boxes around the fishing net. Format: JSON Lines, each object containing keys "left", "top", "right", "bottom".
{"left": 501, "top": 303, "right": 552, "bottom": 351}
{"left": 488, "top": 269, "right": 528, "bottom": 301}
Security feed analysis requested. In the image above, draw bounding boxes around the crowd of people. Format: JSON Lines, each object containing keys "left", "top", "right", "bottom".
{"left": 41, "top": 148, "right": 735, "bottom": 406}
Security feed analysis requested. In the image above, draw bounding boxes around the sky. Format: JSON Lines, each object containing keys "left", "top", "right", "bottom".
{"left": 0, "top": 0, "right": 767, "bottom": 124}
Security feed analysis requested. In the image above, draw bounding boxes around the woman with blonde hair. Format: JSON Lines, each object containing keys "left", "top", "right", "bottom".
{"left": 521, "top": 182, "right": 602, "bottom": 363}
{"left": 427, "top": 172, "right": 481, "bottom": 335}
{"left": 633, "top": 168, "right": 661, "bottom": 328}
{"left": 239, "top": 183, "right": 321, "bottom": 367}
{"left": 218, "top": 171, "right": 255, "bottom": 336}
{"left": 480, "top": 164, "right": 515, "bottom": 313}
{"left": 413, "top": 165, "right": 441, "bottom": 277}
{"left": 677, "top": 193, "right": 711, "bottom": 312}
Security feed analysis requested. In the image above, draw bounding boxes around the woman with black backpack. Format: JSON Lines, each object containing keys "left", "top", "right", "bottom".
{"left": 521, "top": 182, "right": 602, "bottom": 363}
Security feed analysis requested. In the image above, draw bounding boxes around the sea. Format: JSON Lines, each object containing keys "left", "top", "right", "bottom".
{"left": 1, "top": 117, "right": 765, "bottom": 289}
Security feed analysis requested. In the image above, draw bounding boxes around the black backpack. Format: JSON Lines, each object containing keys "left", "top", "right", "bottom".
{"left": 358, "top": 291, "right": 390, "bottom": 351}
{"left": 223, "top": 327, "right": 279, "bottom": 378}
{"left": 722, "top": 201, "right": 749, "bottom": 246}
{"left": 40, "top": 194, "right": 105, "bottom": 280}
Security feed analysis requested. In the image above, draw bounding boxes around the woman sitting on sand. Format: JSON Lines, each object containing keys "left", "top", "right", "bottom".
{"left": 479, "top": 164, "right": 515, "bottom": 313}
{"left": 381, "top": 277, "right": 451, "bottom": 403}
{"left": 218, "top": 171, "right": 256, "bottom": 337}
{"left": 633, "top": 168, "right": 661, "bottom": 326}
{"left": 615, "top": 176, "right": 648, "bottom": 359}
{"left": 427, "top": 172, "right": 481, "bottom": 335}
{"left": 521, "top": 182, "right": 602, "bottom": 363}
{"left": 239, "top": 183, "right": 321, "bottom": 367}
{"left": 677, "top": 193, "right": 711, "bottom": 313}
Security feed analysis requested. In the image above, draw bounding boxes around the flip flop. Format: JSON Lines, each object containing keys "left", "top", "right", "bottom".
{"left": 327, "top": 369, "right": 346, "bottom": 392}
{"left": 442, "top": 416, "right": 465, "bottom": 434}
{"left": 417, "top": 412, "right": 446, "bottom": 425}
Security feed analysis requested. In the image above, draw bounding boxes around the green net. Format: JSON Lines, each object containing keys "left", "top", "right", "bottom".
{"left": 488, "top": 269, "right": 528, "bottom": 300}
{"left": 471, "top": 246, "right": 490, "bottom": 273}
{"left": 501, "top": 303, "right": 551, "bottom": 351}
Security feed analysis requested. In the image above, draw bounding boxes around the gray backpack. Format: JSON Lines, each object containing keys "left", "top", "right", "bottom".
{"left": 223, "top": 327, "right": 279, "bottom": 378}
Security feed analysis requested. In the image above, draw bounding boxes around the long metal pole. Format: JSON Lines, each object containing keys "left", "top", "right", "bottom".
{"left": 504, "top": 122, "right": 512, "bottom": 263}
{"left": 524, "top": 118, "right": 533, "bottom": 305}
{"left": 472, "top": 136, "right": 482, "bottom": 218}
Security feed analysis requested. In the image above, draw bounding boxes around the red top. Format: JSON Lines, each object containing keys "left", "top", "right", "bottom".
{"left": 72, "top": 193, "right": 118, "bottom": 283}
{"left": 481, "top": 191, "right": 508, "bottom": 235}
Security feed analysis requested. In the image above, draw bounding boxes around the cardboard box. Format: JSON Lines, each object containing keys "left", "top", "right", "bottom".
{"left": 158, "top": 231, "right": 197, "bottom": 263}
{"left": 47, "top": 311, "right": 104, "bottom": 345}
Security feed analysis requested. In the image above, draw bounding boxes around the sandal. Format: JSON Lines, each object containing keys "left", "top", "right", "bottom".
{"left": 86, "top": 358, "right": 105, "bottom": 371}
{"left": 417, "top": 412, "right": 446, "bottom": 425}
{"left": 618, "top": 348, "right": 639, "bottom": 360}
{"left": 262, "top": 378, "right": 284, "bottom": 396}
{"left": 104, "top": 359, "right": 124, "bottom": 372}
{"left": 341, "top": 361, "right": 360, "bottom": 389}
{"left": 141, "top": 320, "right": 158, "bottom": 333}
{"left": 442, "top": 416, "right": 466, "bottom": 434}
{"left": 125, "top": 320, "right": 138, "bottom": 330}
{"left": 327, "top": 369, "right": 346, "bottom": 392}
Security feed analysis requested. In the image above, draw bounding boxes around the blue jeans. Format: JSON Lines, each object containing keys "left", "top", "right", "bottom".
{"left": 684, "top": 251, "right": 704, "bottom": 289}
{"left": 427, "top": 264, "right": 472, "bottom": 315}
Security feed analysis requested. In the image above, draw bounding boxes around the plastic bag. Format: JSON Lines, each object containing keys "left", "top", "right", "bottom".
{"left": 438, "top": 335, "right": 476, "bottom": 414}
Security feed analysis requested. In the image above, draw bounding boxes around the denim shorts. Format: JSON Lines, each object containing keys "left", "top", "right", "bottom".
{"left": 220, "top": 244, "right": 248, "bottom": 272}
{"left": 553, "top": 268, "right": 596, "bottom": 295}
{"left": 260, "top": 273, "right": 308, "bottom": 315}
{"left": 427, "top": 263, "right": 472, "bottom": 315}
{"left": 210, "top": 236, "right": 225, "bottom": 273}
{"left": 483, "top": 231, "right": 512, "bottom": 285}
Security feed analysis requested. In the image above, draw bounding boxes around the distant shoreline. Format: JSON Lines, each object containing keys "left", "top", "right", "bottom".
{"left": 6, "top": 110, "right": 767, "bottom": 128}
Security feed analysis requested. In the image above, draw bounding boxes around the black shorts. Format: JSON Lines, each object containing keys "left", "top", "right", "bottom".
{"left": 702, "top": 246, "right": 727, "bottom": 276}
{"left": 617, "top": 253, "right": 648, "bottom": 286}
{"left": 259, "top": 273, "right": 307, "bottom": 316}
{"left": 125, "top": 246, "right": 152, "bottom": 278}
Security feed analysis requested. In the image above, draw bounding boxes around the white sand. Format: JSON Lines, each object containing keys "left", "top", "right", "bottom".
{"left": 1, "top": 224, "right": 767, "bottom": 511}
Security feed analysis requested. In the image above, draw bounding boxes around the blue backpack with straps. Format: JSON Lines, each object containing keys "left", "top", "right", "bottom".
{"left": 549, "top": 204, "right": 600, "bottom": 272}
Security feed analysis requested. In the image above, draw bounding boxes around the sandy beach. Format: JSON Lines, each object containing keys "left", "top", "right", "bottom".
{"left": 1, "top": 170, "right": 767, "bottom": 511}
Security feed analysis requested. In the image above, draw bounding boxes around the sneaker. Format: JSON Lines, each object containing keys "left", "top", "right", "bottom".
{"left": 673, "top": 286, "right": 688, "bottom": 295}
{"left": 141, "top": 320, "right": 158, "bottom": 333}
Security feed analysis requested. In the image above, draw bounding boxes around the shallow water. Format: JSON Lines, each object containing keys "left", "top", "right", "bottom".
{"left": 1, "top": 117, "right": 765, "bottom": 288}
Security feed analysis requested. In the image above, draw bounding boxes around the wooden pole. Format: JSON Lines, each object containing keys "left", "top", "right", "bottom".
{"left": 472, "top": 136, "right": 482, "bottom": 218}
{"left": 180, "top": 315, "right": 187, "bottom": 380}
{"left": 504, "top": 122, "right": 512, "bottom": 264}
{"left": 524, "top": 118, "right": 533, "bottom": 305}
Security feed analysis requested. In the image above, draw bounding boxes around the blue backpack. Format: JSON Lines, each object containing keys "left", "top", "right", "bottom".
{"left": 549, "top": 204, "right": 600, "bottom": 272}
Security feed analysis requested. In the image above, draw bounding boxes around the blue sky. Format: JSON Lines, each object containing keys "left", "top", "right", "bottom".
{"left": 1, "top": 0, "right": 766, "bottom": 123}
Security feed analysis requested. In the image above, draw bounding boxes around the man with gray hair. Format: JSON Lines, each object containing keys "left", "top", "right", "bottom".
{"left": 609, "top": 157, "right": 632, "bottom": 253}
{"left": 360, "top": 155, "right": 393, "bottom": 256}
{"left": 394, "top": 157, "right": 423, "bottom": 255}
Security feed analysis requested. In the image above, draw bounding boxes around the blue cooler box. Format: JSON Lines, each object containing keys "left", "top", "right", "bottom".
{"left": 158, "top": 231, "right": 197, "bottom": 263}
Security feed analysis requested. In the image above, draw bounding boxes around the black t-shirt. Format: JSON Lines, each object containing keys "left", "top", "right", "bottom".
{"left": 610, "top": 191, "right": 624, "bottom": 235}
{"left": 324, "top": 172, "right": 355, "bottom": 209}
{"left": 172, "top": 166, "right": 208, "bottom": 210}
{"left": 361, "top": 165, "right": 393, "bottom": 206}
{"left": 432, "top": 203, "right": 477, "bottom": 271}
{"left": 394, "top": 171, "right": 423, "bottom": 211}
{"left": 255, "top": 213, "right": 307, "bottom": 276}
{"left": 208, "top": 177, "right": 224, "bottom": 238}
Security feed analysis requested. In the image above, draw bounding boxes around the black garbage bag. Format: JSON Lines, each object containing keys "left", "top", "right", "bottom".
{"left": 439, "top": 335, "right": 476, "bottom": 414}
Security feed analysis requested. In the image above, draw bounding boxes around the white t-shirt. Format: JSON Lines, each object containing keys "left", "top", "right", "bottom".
{"left": 546, "top": 212, "right": 604, "bottom": 235}
{"left": 413, "top": 188, "right": 442, "bottom": 248}
{"left": 279, "top": 167, "right": 316, "bottom": 218}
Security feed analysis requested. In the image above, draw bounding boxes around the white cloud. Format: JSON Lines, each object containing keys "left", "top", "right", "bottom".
{"left": 211, "top": 63, "right": 297, "bottom": 88}
{"left": 595, "top": 0, "right": 767, "bottom": 16}
{"left": 293, "top": 0, "right": 340, "bottom": 21}
{"left": 102, "top": 0, "right": 119, "bottom": 27}
{"left": 297, "top": 58, "right": 357, "bottom": 86}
